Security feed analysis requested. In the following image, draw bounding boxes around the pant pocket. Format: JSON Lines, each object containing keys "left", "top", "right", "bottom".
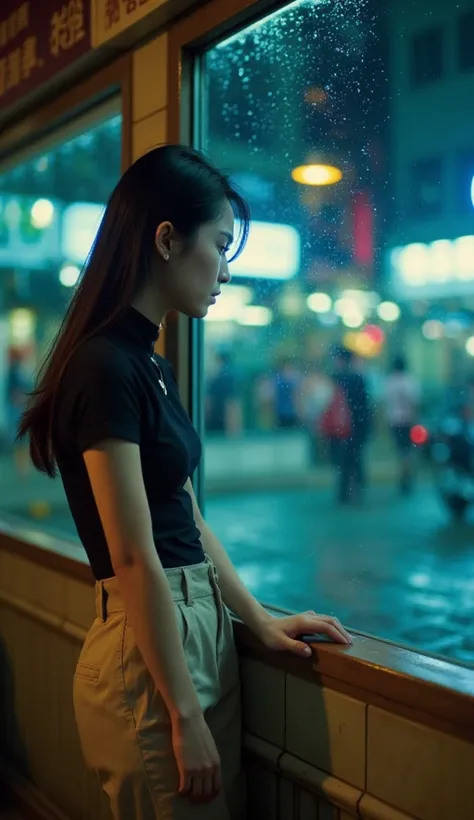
{"left": 175, "top": 601, "right": 192, "bottom": 651}
{"left": 74, "top": 663, "right": 100, "bottom": 683}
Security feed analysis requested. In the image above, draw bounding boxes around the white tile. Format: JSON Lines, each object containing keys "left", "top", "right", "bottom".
{"left": 133, "top": 34, "right": 168, "bottom": 122}
{"left": 367, "top": 706, "right": 440, "bottom": 820}
{"left": 286, "top": 675, "right": 366, "bottom": 789}
{"left": 241, "top": 658, "right": 285, "bottom": 747}
{"left": 359, "top": 793, "right": 416, "bottom": 820}
{"left": 441, "top": 732, "right": 474, "bottom": 820}
{"left": 366, "top": 707, "right": 474, "bottom": 820}
{"left": 133, "top": 110, "right": 167, "bottom": 161}
{"left": 280, "top": 753, "right": 361, "bottom": 816}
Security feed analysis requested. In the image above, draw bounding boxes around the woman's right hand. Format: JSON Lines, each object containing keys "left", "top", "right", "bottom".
{"left": 171, "top": 711, "right": 222, "bottom": 803}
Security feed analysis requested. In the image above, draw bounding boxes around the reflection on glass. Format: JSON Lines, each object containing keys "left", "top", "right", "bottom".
{"left": 201, "top": 0, "right": 474, "bottom": 666}
{"left": 0, "top": 110, "right": 122, "bottom": 544}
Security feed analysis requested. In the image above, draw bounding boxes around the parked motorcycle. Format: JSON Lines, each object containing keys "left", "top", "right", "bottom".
{"left": 426, "top": 409, "right": 474, "bottom": 518}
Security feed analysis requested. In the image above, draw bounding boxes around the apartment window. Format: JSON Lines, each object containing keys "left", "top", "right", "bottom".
{"left": 195, "top": 0, "right": 474, "bottom": 667}
{"left": 410, "top": 157, "right": 444, "bottom": 218}
{"left": 458, "top": 10, "right": 474, "bottom": 71}
{"left": 410, "top": 27, "right": 444, "bottom": 86}
{"left": 0, "top": 104, "right": 122, "bottom": 540}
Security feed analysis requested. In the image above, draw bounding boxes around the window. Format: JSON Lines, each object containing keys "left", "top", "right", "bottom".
{"left": 458, "top": 10, "right": 474, "bottom": 72}
{"left": 410, "top": 27, "right": 444, "bottom": 87}
{"left": 0, "top": 103, "right": 122, "bottom": 542}
{"left": 197, "top": 0, "right": 474, "bottom": 667}
{"left": 409, "top": 157, "right": 444, "bottom": 218}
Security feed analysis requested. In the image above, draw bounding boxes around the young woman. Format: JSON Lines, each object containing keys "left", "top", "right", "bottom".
{"left": 19, "top": 145, "right": 351, "bottom": 820}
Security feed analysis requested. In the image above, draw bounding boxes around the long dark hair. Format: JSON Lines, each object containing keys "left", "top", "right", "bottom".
{"left": 19, "top": 145, "right": 250, "bottom": 476}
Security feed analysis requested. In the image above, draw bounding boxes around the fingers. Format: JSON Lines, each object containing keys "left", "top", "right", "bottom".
{"left": 297, "top": 612, "right": 352, "bottom": 645}
{"left": 290, "top": 639, "right": 315, "bottom": 658}
{"left": 315, "top": 615, "right": 352, "bottom": 644}
{"left": 184, "top": 765, "right": 222, "bottom": 804}
{"left": 190, "top": 769, "right": 212, "bottom": 802}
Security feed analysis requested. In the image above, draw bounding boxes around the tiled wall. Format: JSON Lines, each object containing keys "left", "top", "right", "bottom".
{"left": 1, "top": 544, "right": 473, "bottom": 820}
{"left": 131, "top": 31, "right": 168, "bottom": 360}
{"left": 241, "top": 658, "right": 474, "bottom": 820}
{"left": 0, "top": 549, "right": 109, "bottom": 820}
{"left": 132, "top": 33, "right": 168, "bottom": 161}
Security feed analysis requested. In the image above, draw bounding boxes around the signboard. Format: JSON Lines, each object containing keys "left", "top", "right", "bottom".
{"left": 93, "top": 0, "right": 161, "bottom": 46}
{"left": 389, "top": 236, "right": 474, "bottom": 300}
{"left": 229, "top": 221, "right": 301, "bottom": 281}
{"left": 0, "top": 0, "right": 91, "bottom": 110}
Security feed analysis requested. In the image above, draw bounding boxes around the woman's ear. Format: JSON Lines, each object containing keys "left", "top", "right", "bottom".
{"left": 155, "top": 221, "right": 174, "bottom": 262}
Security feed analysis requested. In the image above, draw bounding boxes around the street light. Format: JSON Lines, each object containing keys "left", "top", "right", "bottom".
{"left": 291, "top": 163, "right": 342, "bottom": 186}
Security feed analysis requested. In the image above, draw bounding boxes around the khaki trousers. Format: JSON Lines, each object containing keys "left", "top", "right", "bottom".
{"left": 73, "top": 557, "right": 244, "bottom": 820}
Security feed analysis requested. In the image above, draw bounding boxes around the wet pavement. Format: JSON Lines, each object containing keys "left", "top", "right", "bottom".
{"left": 1, "top": 461, "right": 473, "bottom": 667}
{"left": 206, "top": 484, "right": 474, "bottom": 666}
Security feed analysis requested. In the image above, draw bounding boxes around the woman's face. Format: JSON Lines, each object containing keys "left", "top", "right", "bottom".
{"left": 156, "top": 199, "right": 235, "bottom": 319}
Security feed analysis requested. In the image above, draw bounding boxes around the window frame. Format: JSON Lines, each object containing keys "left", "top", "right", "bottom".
{"left": 0, "top": 55, "right": 132, "bottom": 174}
{"left": 0, "top": 55, "right": 132, "bottom": 536}
{"left": 165, "top": 0, "right": 474, "bottom": 702}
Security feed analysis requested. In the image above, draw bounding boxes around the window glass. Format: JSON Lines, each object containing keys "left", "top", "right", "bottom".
{"left": 0, "top": 105, "right": 121, "bottom": 545}
{"left": 200, "top": 0, "right": 474, "bottom": 665}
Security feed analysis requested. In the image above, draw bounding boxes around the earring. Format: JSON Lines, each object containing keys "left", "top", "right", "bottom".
{"left": 163, "top": 253, "right": 169, "bottom": 261}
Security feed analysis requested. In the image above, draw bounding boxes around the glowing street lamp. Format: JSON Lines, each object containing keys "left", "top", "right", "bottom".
{"left": 291, "top": 163, "right": 342, "bottom": 187}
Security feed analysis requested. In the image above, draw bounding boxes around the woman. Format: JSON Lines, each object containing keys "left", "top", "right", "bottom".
{"left": 19, "top": 145, "right": 351, "bottom": 820}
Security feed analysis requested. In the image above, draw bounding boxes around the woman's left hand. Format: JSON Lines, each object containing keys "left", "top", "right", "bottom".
{"left": 256, "top": 611, "right": 352, "bottom": 658}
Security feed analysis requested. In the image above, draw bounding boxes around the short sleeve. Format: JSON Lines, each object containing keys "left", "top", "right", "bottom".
{"left": 66, "top": 342, "right": 141, "bottom": 453}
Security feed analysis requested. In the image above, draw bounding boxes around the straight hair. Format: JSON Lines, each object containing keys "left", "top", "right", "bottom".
{"left": 19, "top": 145, "right": 250, "bottom": 476}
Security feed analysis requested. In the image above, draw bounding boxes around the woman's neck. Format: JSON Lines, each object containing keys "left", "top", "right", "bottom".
{"left": 132, "top": 285, "right": 167, "bottom": 329}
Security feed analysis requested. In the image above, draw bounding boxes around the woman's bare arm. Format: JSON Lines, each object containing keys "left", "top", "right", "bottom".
{"left": 84, "top": 440, "right": 201, "bottom": 721}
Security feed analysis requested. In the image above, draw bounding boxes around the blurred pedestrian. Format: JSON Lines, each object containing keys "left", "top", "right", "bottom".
{"left": 384, "top": 354, "right": 420, "bottom": 495}
{"left": 326, "top": 346, "right": 371, "bottom": 505}
{"left": 274, "top": 358, "right": 301, "bottom": 429}
{"left": 206, "top": 352, "right": 242, "bottom": 436}
{"left": 300, "top": 362, "right": 335, "bottom": 464}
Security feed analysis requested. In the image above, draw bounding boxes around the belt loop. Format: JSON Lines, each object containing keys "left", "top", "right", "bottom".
{"left": 208, "top": 562, "right": 221, "bottom": 600}
{"left": 182, "top": 568, "right": 194, "bottom": 606}
{"left": 100, "top": 582, "right": 108, "bottom": 623}
{"left": 208, "top": 559, "right": 219, "bottom": 586}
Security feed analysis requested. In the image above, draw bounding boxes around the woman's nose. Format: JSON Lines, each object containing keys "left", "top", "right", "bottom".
{"left": 219, "top": 257, "right": 231, "bottom": 284}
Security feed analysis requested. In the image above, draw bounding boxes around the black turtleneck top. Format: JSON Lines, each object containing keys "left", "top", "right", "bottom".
{"left": 54, "top": 307, "right": 205, "bottom": 580}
